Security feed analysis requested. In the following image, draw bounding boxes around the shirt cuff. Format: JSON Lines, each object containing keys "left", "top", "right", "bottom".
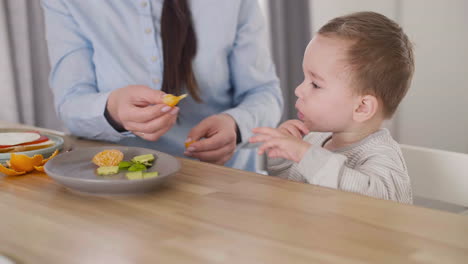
{"left": 60, "top": 91, "right": 135, "bottom": 142}
{"left": 297, "top": 145, "right": 346, "bottom": 188}
{"left": 222, "top": 108, "right": 251, "bottom": 145}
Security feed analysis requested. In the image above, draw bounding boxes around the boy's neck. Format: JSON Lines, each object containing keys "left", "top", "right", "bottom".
{"left": 324, "top": 119, "right": 384, "bottom": 151}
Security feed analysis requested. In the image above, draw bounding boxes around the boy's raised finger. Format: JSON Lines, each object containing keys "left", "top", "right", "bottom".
{"left": 252, "top": 127, "right": 282, "bottom": 137}
{"left": 249, "top": 135, "right": 272, "bottom": 143}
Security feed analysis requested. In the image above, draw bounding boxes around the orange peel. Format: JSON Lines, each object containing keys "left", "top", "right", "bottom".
{"left": 41, "top": 149, "right": 59, "bottom": 165}
{"left": 92, "top": 149, "right": 124, "bottom": 167}
{"left": 34, "top": 166, "right": 45, "bottom": 172}
{"left": 9, "top": 153, "right": 43, "bottom": 173}
{"left": 0, "top": 163, "right": 26, "bottom": 176}
{"left": 163, "top": 94, "right": 187, "bottom": 107}
{"left": 0, "top": 150, "right": 61, "bottom": 176}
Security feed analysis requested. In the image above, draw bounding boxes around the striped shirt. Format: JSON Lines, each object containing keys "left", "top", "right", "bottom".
{"left": 266, "top": 129, "right": 413, "bottom": 204}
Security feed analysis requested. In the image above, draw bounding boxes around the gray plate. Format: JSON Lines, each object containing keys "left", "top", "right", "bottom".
{"left": 44, "top": 146, "right": 181, "bottom": 195}
{"left": 0, "top": 131, "right": 64, "bottom": 163}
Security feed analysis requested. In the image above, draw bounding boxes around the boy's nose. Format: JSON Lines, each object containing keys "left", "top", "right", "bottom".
{"left": 294, "top": 84, "right": 302, "bottom": 98}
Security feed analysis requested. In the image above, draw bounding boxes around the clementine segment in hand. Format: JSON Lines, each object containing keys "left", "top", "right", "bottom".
{"left": 92, "top": 149, "right": 124, "bottom": 167}
{"left": 185, "top": 140, "right": 196, "bottom": 148}
{"left": 163, "top": 94, "right": 187, "bottom": 107}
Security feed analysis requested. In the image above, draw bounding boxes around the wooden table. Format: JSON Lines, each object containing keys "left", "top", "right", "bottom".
{"left": 1, "top": 122, "right": 468, "bottom": 264}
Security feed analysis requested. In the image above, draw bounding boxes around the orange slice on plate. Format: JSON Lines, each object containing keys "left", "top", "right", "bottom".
{"left": 92, "top": 149, "right": 124, "bottom": 167}
{"left": 163, "top": 94, "right": 187, "bottom": 107}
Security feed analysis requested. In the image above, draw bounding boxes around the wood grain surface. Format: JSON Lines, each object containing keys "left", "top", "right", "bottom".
{"left": 1, "top": 121, "right": 467, "bottom": 264}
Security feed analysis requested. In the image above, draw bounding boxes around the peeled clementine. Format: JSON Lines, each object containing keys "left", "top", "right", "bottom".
{"left": 9, "top": 153, "right": 43, "bottom": 172}
{"left": 163, "top": 94, "right": 187, "bottom": 107}
{"left": 92, "top": 149, "right": 124, "bottom": 167}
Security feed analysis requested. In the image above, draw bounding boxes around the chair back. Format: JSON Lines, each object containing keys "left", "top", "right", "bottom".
{"left": 401, "top": 144, "right": 468, "bottom": 207}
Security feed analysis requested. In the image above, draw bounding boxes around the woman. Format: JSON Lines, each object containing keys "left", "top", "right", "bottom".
{"left": 41, "top": 0, "right": 283, "bottom": 172}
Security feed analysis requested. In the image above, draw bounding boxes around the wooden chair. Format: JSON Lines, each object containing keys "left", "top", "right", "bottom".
{"left": 401, "top": 144, "right": 468, "bottom": 214}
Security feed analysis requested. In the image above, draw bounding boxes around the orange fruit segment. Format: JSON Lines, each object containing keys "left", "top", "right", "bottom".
{"left": 163, "top": 94, "right": 187, "bottom": 107}
{"left": 0, "top": 163, "right": 26, "bottom": 176}
{"left": 9, "top": 153, "right": 44, "bottom": 173}
{"left": 41, "top": 149, "right": 59, "bottom": 165}
{"left": 92, "top": 149, "right": 124, "bottom": 167}
{"left": 185, "top": 140, "right": 196, "bottom": 148}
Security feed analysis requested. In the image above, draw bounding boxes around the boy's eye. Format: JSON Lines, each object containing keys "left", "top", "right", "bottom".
{"left": 310, "top": 82, "right": 321, "bottom": 89}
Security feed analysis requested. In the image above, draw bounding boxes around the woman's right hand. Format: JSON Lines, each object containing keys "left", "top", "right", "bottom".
{"left": 106, "top": 85, "right": 179, "bottom": 141}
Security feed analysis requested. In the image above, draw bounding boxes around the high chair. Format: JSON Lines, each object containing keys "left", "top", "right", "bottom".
{"left": 401, "top": 144, "right": 468, "bottom": 214}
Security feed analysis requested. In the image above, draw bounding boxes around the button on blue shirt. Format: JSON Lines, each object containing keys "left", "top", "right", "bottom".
{"left": 41, "top": 0, "right": 283, "bottom": 172}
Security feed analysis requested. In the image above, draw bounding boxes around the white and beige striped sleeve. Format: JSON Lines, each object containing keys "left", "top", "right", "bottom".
{"left": 296, "top": 146, "right": 412, "bottom": 203}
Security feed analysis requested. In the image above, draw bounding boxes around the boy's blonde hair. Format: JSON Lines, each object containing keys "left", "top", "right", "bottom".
{"left": 319, "top": 11, "right": 414, "bottom": 118}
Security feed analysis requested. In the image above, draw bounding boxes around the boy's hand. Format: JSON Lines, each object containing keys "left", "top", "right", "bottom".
{"left": 250, "top": 127, "right": 311, "bottom": 163}
{"left": 278, "top": 120, "right": 310, "bottom": 138}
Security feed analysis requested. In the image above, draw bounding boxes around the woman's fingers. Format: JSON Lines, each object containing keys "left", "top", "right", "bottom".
{"left": 123, "top": 108, "right": 179, "bottom": 141}
{"left": 185, "top": 143, "right": 234, "bottom": 164}
{"left": 122, "top": 103, "right": 173, "bottom": 124}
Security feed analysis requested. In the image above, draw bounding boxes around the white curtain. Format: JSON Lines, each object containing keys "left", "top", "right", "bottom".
{"left": 0, "top": 0, "right": 62, "bottom": 130}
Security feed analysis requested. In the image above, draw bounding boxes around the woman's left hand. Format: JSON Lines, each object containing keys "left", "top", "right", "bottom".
{"left": 184, "top": 114, "right": 238, "bottom": 165}
{"left": 250, "top": 127, "right": 311, "bottom": 163}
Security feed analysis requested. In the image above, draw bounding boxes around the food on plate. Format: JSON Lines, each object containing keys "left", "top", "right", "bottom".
{"left": 162, "top": 93, "right": 187, "bottom": 107}
{"left": 92, "top": 149, "right": 124, "bottom": 167}
{"left": 126, "top": 171, "right": 143, "bottom": 180}
{"left": 0, "top": 149, "right": 60, "bottom": 176}
{"left": 118, "top": 161, "right": 133, "bottom": 170}
{"left": 97, "top": 166, "right": 119, "bottom": 175}
{"left": 127, "top": 163, "right": 147, "bottom": 172}
{"left": 0, "top": 132, "right": 40, "bottom": 145}
{"left": 131, "top": 154, "right": 155, "bottom": 167}
{"left": 93, "top": 151, "right": 158, "bottom": 178}
{"left": 125, "top": 171, "right": 159, "bottom": 180}
{"left": 142, "top": 171, "right": 159, "bottom": 179}
{"left": 0, "top": 132, "right": 55, "bottom": 153}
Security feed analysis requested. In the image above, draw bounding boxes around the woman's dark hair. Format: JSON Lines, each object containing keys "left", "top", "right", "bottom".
{"left": 161, "top": 0, "right": 201, "bottom": 102}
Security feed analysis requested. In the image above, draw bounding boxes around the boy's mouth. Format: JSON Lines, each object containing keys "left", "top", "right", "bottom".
{"left": 297, "top": 111, "right": 305, "bottom": 120}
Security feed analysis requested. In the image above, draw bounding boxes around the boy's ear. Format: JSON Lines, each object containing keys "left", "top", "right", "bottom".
{"left": 353, "top": 95, "right": 379, "bottom": 123}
